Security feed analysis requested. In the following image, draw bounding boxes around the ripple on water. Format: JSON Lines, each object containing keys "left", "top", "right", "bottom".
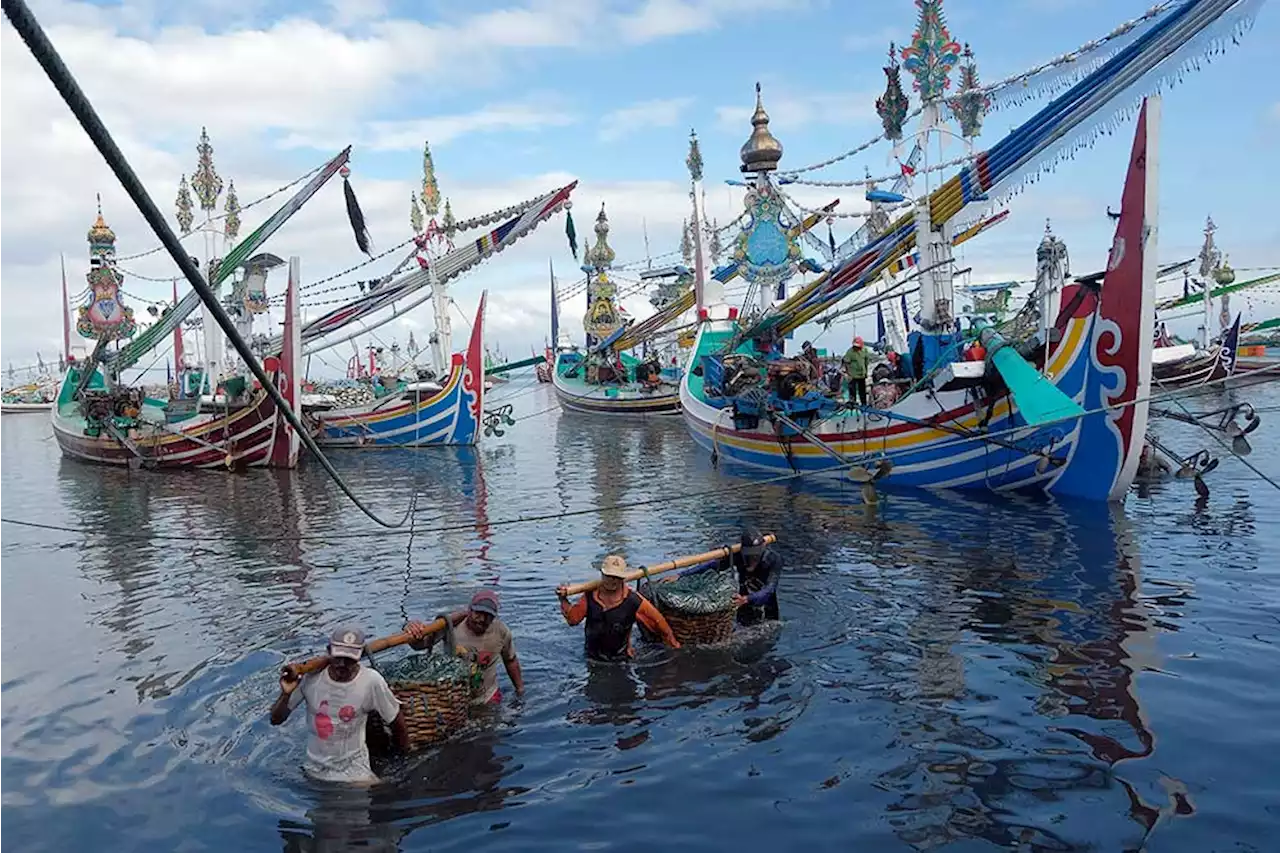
{"left": 2, "top": 385, "right": 1280, "bottom": 850}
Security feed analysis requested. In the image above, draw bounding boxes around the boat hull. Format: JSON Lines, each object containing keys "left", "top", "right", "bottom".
{"left": 52, "top": 388, "right": 288, "bottom": 468}
{"left": 2, "top": 402, "right": 54, "bottom": 413}
{"left": 551, "top": 354, "right": 680, "bottom": 416}
{"left": 311, "top": 294, "right": 486, "bottom": 448}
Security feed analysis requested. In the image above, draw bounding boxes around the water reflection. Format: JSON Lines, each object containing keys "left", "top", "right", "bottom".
{"left": 849, "top": 493, "right": 1175, "bottom": 850}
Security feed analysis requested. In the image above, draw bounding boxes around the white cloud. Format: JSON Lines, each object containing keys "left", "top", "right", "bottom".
{"left": 598, "top": 97, "right": 695, "bottom": 143}
{"left": 616, "top": 0, "right": 808, "bottom": 43}
{"left": 283, "top": 98, "right": 581, "bottom": 153}
{"left": 715, "top": 89, "right": 878, "bottom": 133}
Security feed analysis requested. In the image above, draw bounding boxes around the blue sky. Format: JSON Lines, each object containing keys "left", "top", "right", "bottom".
{"left": 2, "top": 0, "right": 1277, "bottom": 374}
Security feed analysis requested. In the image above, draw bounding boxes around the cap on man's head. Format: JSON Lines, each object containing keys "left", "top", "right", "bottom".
{"left": 740, "top": 526, "right": 767, "bottom": 556}
{"left": 600, "top": 554, "right": 629, "bottom": 578}
{"left": 470, "top": 589, "right": 500, "bottom": 616}
{"left": 329, "top": 626, "right": 366, "bottom": 660}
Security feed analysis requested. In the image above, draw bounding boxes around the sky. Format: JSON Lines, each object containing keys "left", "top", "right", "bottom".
{"left": 2, "top": 0, "right": 1278, "bottom": 378}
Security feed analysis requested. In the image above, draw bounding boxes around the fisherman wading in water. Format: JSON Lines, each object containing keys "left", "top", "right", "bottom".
{"left": 404, "top": 589, "right": 525, "bottom": 706}
{"left": 270, "top": 627, "right": 408, "bottom": 783}
{"left": 671, "top": 526, "right": 782, "bottom": 626}
{"left": 557, "top": 555, "right": 681, "bottom": 661}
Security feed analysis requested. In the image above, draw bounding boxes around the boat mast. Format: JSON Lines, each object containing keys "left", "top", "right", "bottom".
{"left": 1035, "top": 219, "right": 1068, "bottom": 371}
{"left": 904, "top": 1, "right": 963, "bottom": 345}
{"left": 189, "top": 128, "right": 227, "bottom": 394}
{"left": 59, "top": 253, "right": 71, "bottom": 369}
{"left": 1197, "top": 216, "right": 1219, "bottom": 350}
{"left": 417, "top": 142, "right": 451, "bottom": 378}
{"left": 687, "top": 129, "right": 716, "bottom": 313}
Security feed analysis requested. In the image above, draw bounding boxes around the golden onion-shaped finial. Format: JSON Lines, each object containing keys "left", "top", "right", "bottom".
{"left": 740, "top": 82, "right": 783, "bottom": 173}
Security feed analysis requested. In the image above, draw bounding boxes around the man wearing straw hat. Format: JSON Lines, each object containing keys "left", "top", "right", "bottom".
{"left": 404, "top": 589, "right": 525, "bottom": 707}
{"left": 270, "top": 626, "right": 408, "bottom": 783}
{"left": 556, "top": 555, "right": 681, "bottom": 661}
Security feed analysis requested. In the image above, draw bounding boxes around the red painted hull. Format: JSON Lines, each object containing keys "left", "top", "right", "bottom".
{"left": 52, "top": 389, "right": 290, "bottom": 469}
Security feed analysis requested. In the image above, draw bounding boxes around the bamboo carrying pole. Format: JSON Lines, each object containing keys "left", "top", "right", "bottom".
{"left": 282, "top": 616, "right": 448, "bottom": 679}
{"left": 561, "top": 535, "right": 778, "bottom": 597}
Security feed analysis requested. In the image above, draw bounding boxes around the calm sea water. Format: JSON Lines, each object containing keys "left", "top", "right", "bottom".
{"left": 3, "top": 377, "right": 1279, "bottom": 852}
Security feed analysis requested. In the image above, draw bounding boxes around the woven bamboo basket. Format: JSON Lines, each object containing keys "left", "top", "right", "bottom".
{"left": 367, "top": 651, "right": 473, "bottom": 755}
{"left": 639, "top": 571, "right": 738, "bottom": 645}
{"left": 657, "top": 604, "right": 737, "bottom": 645}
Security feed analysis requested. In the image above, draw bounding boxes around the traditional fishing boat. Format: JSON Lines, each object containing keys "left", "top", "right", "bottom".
{"left": 1151, "top": 312, "right": 1239, "bottom": 390}
{"left": 2, "top": 371, "right": 57, "bottom": 413}
{"left": 1150, "top": 217, "right": 1250, "bottom": 388}
{"left": 50, "top": 130, "right": 361, "bottom": 469}
{"left": 292, "top": 143, "right": 577, "bottom": 446}
{"left": 677, "top": 0, "right": 1259, "bottom": 502}
{"left": 551, "top": 204, "right": 683, "bottom": 416}
{"left": 308, "top": 294, "right": 487, "bottom": 447}
{"left": 51, "top": 203, "right": 303, "bottom": 468}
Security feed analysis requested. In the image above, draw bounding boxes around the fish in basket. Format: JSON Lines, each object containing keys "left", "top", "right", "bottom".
{"left": 366, "top": 650, "right": 474, "bottom": 755}
{"left": 639, "top": 569, "right": 739, "bottom": 645}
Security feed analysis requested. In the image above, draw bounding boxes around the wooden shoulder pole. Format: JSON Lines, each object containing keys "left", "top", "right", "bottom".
{"left": 561, "top": 534, "right": 777, "bottom": 596}
{"left": 282, "top": 616, "right": 448, "bottom": 679}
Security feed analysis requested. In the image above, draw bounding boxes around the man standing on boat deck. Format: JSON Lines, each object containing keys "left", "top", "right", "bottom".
{"left": 556, "top": 555, "right": 681, "bottom": 661}
{"left": 270, "top": 627, "right": 408, "bottom": 783}
{"left": 672, "top": 526, "right": 782, "bottom": 626}
{"left": 842, "top": 336, "right": 870, "bottom": 405}
{"left": 404, "top": 589, "right": 525, "bottom": 706}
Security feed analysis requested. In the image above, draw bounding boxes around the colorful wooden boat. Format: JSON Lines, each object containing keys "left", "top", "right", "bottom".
{"left": 1151, "top": 313, "right": 1239, "bottom": 390}
{"left": 550, "top": 206, "right": 682, "bottom": 416}
{"left": 309, "top": 294, "right": 486, "bottom": 447}
{"left": 681, "top": 98, "right": 1162, "bottom": 502}
{"left": 551, "top": 349, "right": 681, "bottom": 416}
{"left": 52, "top": 258, "right": 303, "bottom": 469}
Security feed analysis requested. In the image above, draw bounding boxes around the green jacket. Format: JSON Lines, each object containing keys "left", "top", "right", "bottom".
{"left": 842, "top": 346, "right": 869, "bottom": 379}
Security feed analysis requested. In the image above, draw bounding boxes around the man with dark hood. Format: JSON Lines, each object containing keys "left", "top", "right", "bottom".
{"left": 673, "top": 526, "right": 782, "bottom": 626}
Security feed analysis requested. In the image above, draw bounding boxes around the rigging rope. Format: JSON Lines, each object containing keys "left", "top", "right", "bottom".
{"left": 113, "top": 161, "right": 330, "bottom": 262}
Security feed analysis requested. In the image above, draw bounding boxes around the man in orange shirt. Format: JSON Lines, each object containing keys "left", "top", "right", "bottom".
{"left": 556, "top": 555, "right": 681, "bottom": 661}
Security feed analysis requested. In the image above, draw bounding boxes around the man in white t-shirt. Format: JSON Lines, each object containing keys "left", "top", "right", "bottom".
{"left": 270, "top": 626, "right": 408, "bottom": 783}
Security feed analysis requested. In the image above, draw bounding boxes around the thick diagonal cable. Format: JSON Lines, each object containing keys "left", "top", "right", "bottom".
{"left": 2, "top": 0, "right": 409, "bottom": 528}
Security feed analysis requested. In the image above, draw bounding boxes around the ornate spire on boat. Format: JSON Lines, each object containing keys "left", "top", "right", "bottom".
{"left": 582, "top": 203, "right": 622, "bottom": 342}
{"left": 584, "top": 202, "right": 616, "bottom": 270}
{"left": 191, "top": 127, "right": 223, "bottom": 212}
{"left": 420, "top": 142, "right": 441, "bottom": 218}
{"left": 441, "top": 198, "right": 457, "bottom": 240}
{"left": 680, "top": 219, "right": 693, "bottom": 265}
{"left": 900, "top": 0, "right": 962, "bottom": 102}
{"left": 410, "top": 192, "right": 424, "bottom": 234}
{"left": 686, "top": 128, "right": 704, "bottom": 181}
{"left": 875, "top": 43, "right": 909, "bottom": 144}
{"left": 78, "top": 197, "right": 136, "bottom": 341}
{"left": 87, "top": 195, "right": 116, "bottom": 253}
{"left": 175, "top": 174, "right": 194, "bottom": 235}
{"left": 223, "top": 179, "right": 241, "bottom": 241}
{"left": 948, "top": 44, "right": 990, "bottom": 141}
{"left": 740, "top": 83, "right": 783, "bottom": 174}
